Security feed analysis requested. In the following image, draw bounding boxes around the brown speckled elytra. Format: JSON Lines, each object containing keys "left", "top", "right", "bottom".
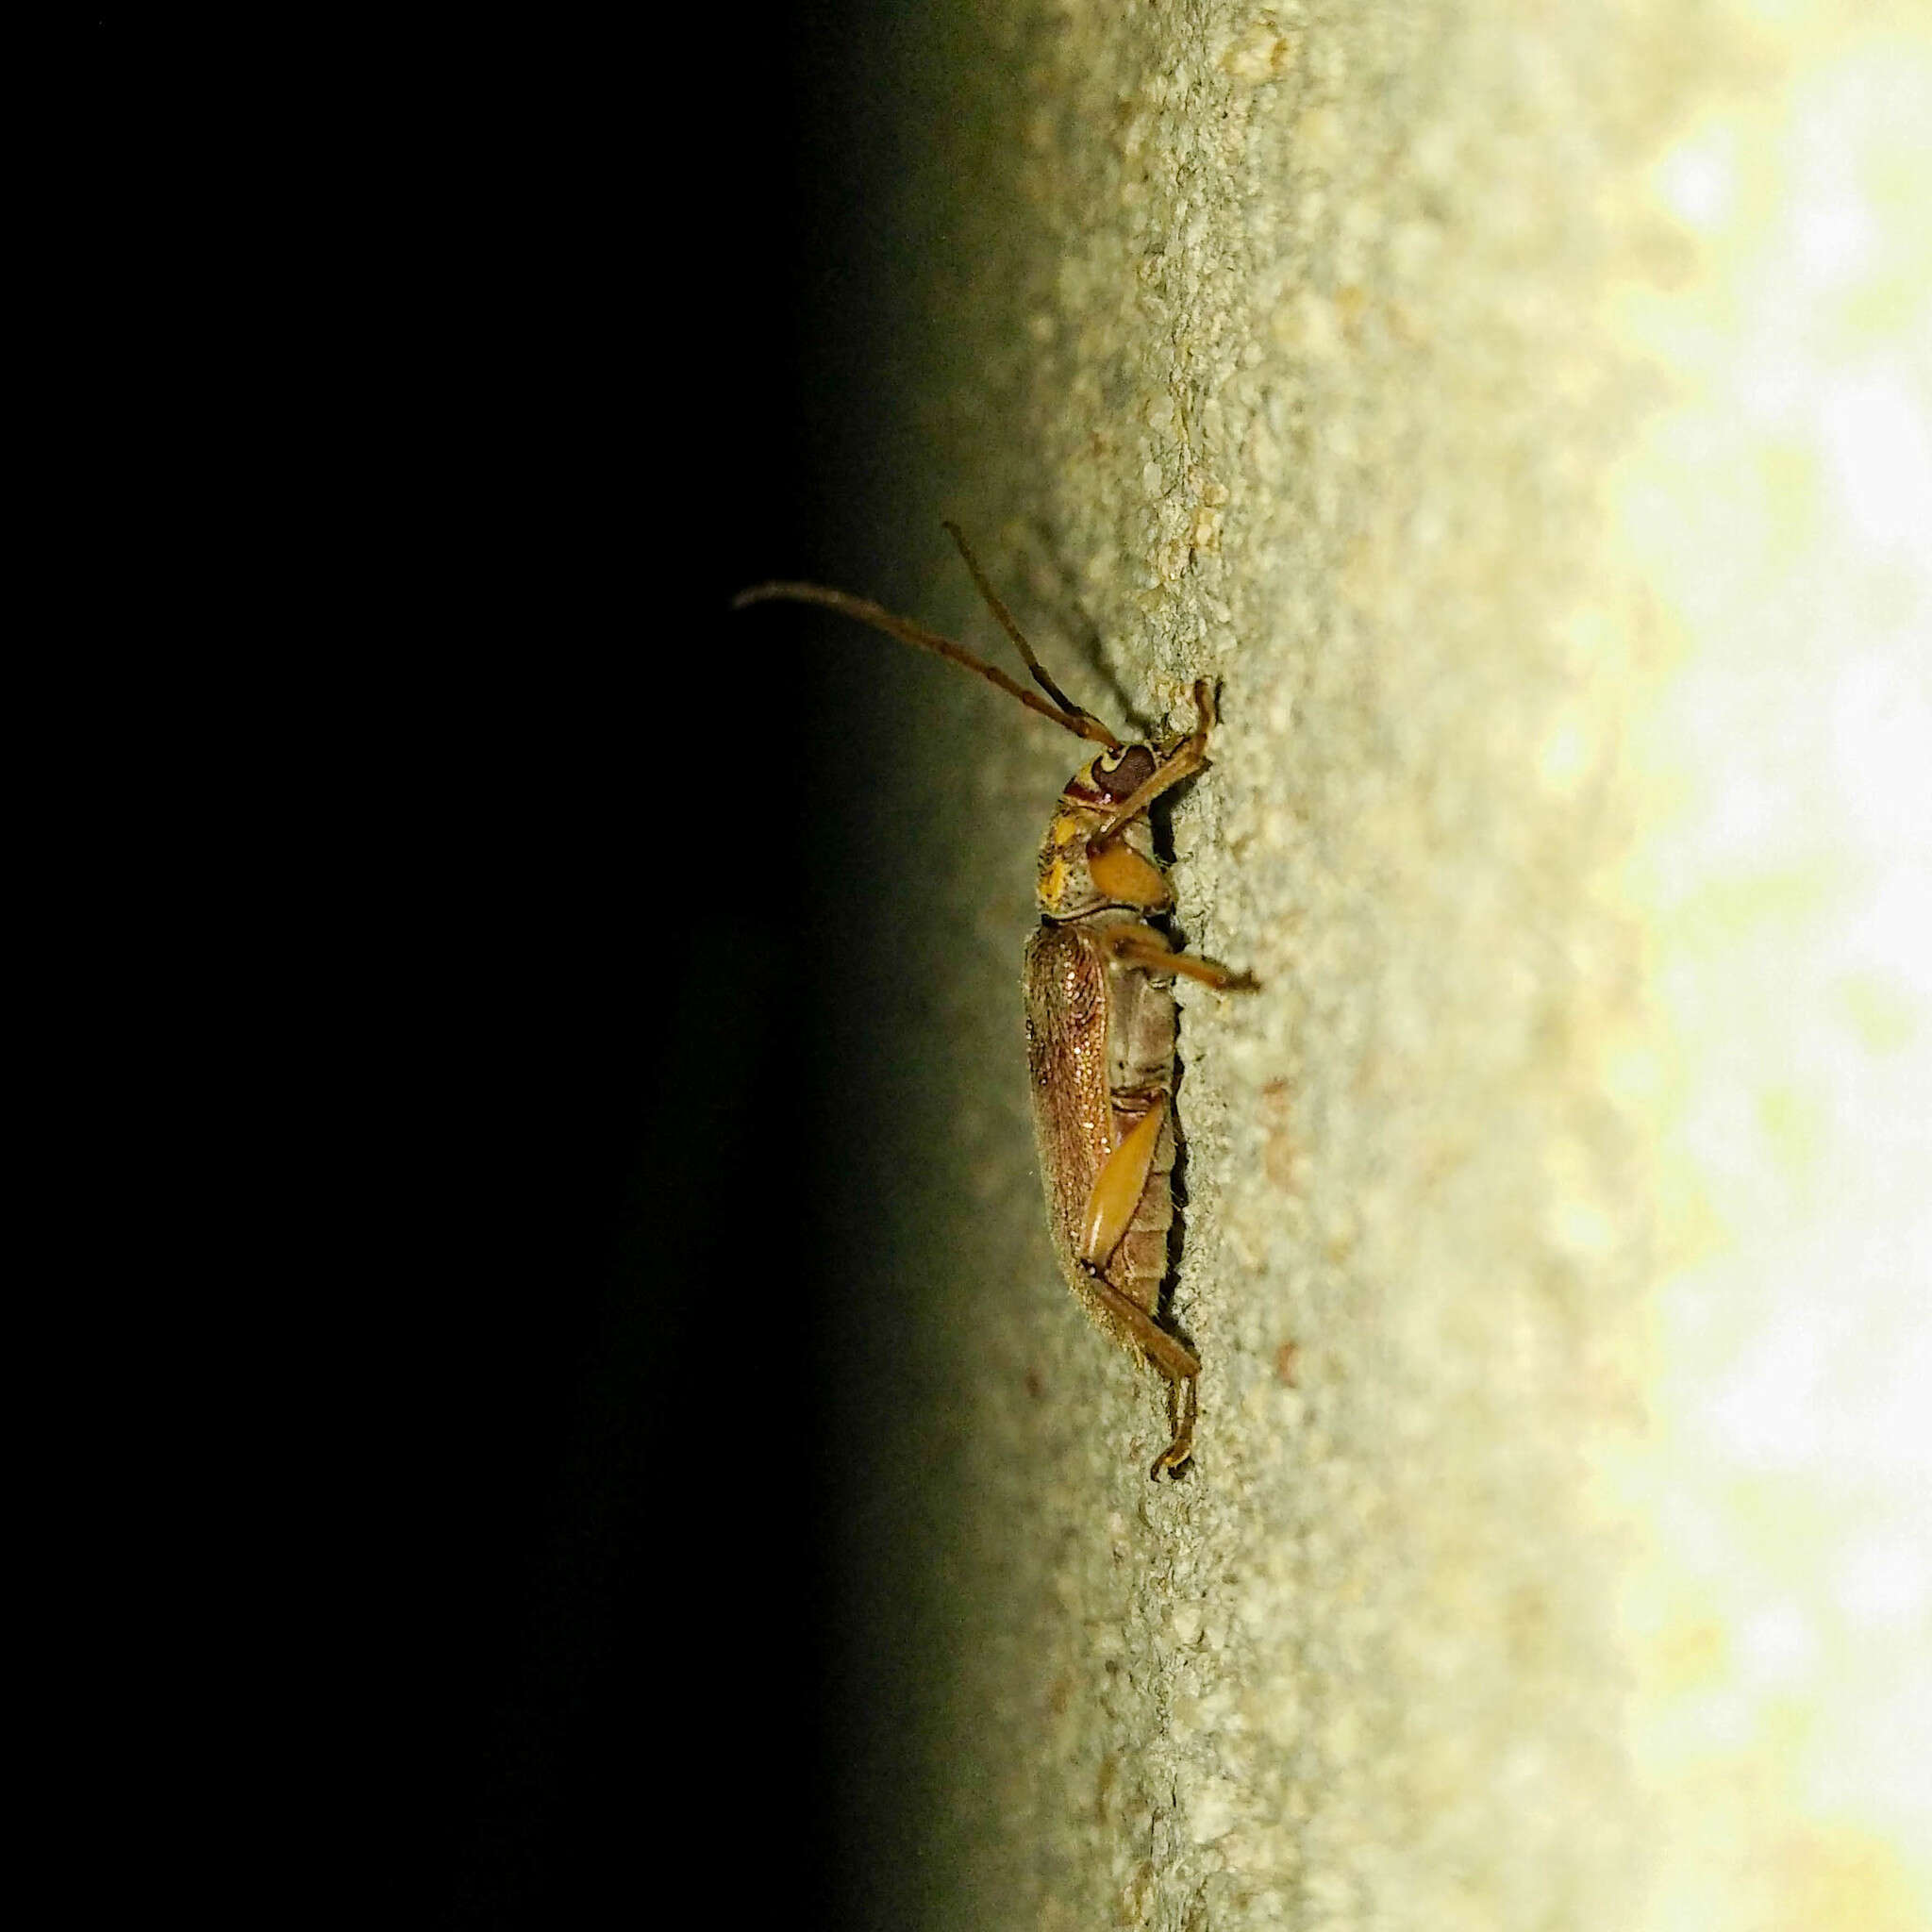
{"left": 735, "top": 526, "right": 1253, "bottom": 1477}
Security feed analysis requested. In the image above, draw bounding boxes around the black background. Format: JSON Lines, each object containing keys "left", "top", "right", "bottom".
{"left": 85, "top": 12, "right": 918, "bottom": 1924}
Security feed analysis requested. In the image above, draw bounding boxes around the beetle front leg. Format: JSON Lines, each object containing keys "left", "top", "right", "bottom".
{"left": 1096, "top": 920, "right": 1257, "bottom": 991}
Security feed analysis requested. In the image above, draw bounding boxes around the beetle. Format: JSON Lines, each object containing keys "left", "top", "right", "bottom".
{"left": 735, "top": 525, "right": 1252, "bottom": 1476}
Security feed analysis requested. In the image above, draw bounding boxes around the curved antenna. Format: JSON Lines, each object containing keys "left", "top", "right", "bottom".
{"left": 733, "top": 536, "right": 1124, "bottom": 752}
{"left": 940, "top": 523, "right": 1120, "bottom": 745}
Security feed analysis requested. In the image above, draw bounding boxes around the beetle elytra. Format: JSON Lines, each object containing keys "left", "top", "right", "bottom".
{"left": 735, "top": 526, "right": 1253, "bottom": 1477}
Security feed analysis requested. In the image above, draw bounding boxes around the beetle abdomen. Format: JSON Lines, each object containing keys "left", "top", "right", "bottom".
{"left": 1102, "top": 929, "right": 1178, "bottom": 1320}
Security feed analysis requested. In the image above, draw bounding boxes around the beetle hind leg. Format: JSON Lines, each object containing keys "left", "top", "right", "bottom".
{"left": 1078, "top": 1094, "right": 1171, "bottom": 1266}
{"left": 1075, "top": 1258, "right": 1200, "bottom": 1480}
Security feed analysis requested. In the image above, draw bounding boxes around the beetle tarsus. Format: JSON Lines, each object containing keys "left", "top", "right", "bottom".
{"left": 1149, "top": 1373, "right": 1198, "bottom": 1480}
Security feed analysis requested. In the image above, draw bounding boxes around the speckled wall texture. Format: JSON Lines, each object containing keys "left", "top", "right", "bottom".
{"left": 825, "top": 4, "right": 1932, "bottom": 1926}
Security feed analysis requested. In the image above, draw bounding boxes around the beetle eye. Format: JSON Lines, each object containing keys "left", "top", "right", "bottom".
{"left": 1092, "top": 744, "right": 1157, "bottom": 801}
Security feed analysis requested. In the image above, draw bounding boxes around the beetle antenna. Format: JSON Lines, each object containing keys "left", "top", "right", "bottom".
{"left": 732, "top": 576, "right": 1122, "bottom": 749}
{"left": 939, "top": 524, "right": 1121, "bottom": 746}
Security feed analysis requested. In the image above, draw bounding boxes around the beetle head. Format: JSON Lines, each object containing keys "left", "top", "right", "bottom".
{"left": 1036, "top": 744, "right": 1172, "bottom": 919}
{"left": 1073, "top": 742, "right": 1158, "bottom": 806}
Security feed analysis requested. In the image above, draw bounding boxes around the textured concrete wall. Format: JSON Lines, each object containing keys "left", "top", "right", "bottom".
{"left": 824, "top": 4, "right": 1932, "bottom": 1927}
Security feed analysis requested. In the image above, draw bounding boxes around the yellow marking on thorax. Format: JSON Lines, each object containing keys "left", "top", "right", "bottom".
{"left": 1041, "top": 858, "right": 1072, "bottom": 905}
{"left": 1051, "top": 812, "right": 1085, "bottom": 847}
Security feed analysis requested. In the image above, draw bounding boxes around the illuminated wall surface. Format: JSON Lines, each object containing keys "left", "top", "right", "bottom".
{"left": 828, "top": 5, "right": 1932, "bottom": 1924}
{"left": 1606, "top": 27, "right": 1931, "bottom": 1928}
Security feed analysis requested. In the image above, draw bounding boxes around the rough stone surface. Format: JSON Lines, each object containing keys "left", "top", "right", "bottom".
{"left": 825, "top": 4, "right": 1932, "bottom": 1927}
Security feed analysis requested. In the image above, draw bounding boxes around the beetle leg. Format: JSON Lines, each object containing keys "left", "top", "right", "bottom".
{"left": 1076, "top": 1259, "right": 1200, "bottom": 1477}
{"left": 1152, "top": 1373, "right": 1198, "bottom": 1480}
{"left": 1074, "top": 1103, "right": 1199, "bottom": 1477}
{"left": 1079, "top": 1095, "right": 1170, "bottom": 1265}
{"left": 1076, "top": 1261, "right": 1200, "bottom": 1381}
{"left": 1096, "top": 920, "right": 1257, "bottom": 991}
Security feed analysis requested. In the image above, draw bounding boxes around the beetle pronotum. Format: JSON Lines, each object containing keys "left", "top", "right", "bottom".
{"left": 736, "top": 526, "right": 1253, "bottom": 1476}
